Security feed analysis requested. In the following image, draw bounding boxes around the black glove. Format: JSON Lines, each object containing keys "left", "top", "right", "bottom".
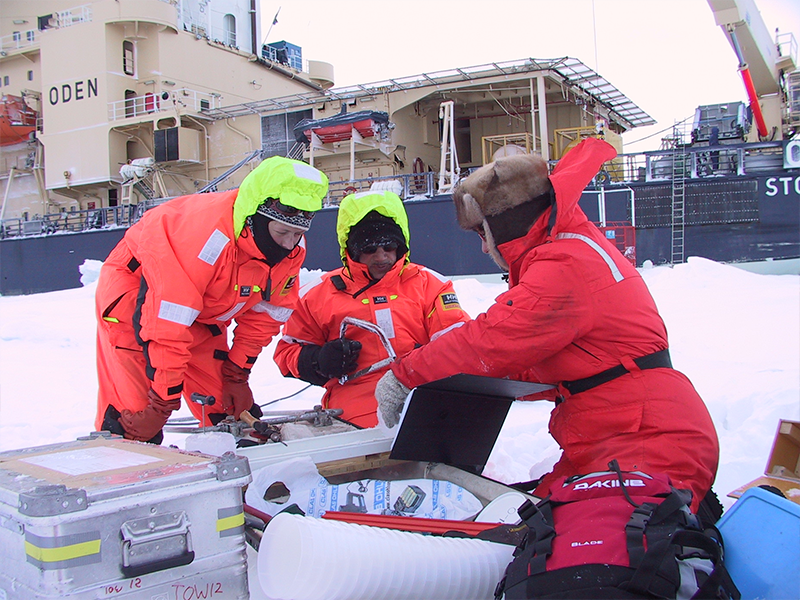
{"left": 297, "top": 339, "right": 362, "bottom": 384}
{"left": 318, "top": 339, "right": 362, "bottom": 378}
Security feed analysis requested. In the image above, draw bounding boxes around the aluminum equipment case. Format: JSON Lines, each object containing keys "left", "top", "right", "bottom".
{"left": 0, "top": 435, "right": 251, "bottom": 599}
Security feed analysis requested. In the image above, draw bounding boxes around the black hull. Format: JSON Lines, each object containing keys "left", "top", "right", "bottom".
{"left": 1, "top": 173, "right": 798, "bottom": 295}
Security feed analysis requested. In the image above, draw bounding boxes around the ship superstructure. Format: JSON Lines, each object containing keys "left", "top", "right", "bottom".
{"left": 0, "top": 0, "right": 333, "bottom": 224}
{"left": 0, "top": 0, "right": 798, "bottom": 295}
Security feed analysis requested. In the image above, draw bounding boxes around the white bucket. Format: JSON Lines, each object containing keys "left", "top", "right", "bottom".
{"left": 257, "top": 512, "right": 515, "bottom": 600}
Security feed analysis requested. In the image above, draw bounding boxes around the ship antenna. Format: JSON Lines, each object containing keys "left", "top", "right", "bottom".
{"left": 262, "top": 7, "right": 281, "bottom": 46}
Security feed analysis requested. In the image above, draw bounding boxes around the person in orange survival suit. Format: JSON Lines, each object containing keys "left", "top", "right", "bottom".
{"left": 95, "top": 156, "right": 329, "bottom": 443}
{"left": 375, "top": 138, "right": 720, "bottom": 514}
{"left": 274, "top": 190, "right": 470, "bottom": 427}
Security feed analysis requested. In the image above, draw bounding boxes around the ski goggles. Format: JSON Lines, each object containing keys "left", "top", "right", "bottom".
{"left": 360, "top": 241, "right": 399, "bottom": 255}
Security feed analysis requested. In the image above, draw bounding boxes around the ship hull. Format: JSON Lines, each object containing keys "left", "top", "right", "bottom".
{"left": 2, "top": 171, "right": 797, "bottom": 295}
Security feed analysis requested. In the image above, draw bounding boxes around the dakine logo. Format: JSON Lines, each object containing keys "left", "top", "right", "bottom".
{"left": 571, "top": 540, "right": 604, "bottom": 547}
{"left": 574, "top": 479, "right": 646, "bottom": 490}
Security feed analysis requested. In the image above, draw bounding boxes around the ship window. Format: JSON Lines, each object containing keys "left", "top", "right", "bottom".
{"left": 261, "top": 110, "right": 313, "bottom": 159}
{"left": 27, "top": 31, "right": 35, "bottom": 42}
{"left": 38, "top": 14, "right": 53, "bottom": 30}
{"left": 223, "top": 14, "right": 236, "bottom": 46}
{"left": 108, "top": 188, "right": 119, "bottom": 207}
{"left": 13, "top": 31, "right": 21, "bottom": 42}
{"left": 3, "top": 76, "right": 8, "bottom": 86}
{"left": 124, "top": 89, "right": 137, "bottom": 118}
{"left": 123, "top": 41, "right": 135, "bottom": 76}
{"left": 28, "top": 70, "right": 33, "bottom": 81}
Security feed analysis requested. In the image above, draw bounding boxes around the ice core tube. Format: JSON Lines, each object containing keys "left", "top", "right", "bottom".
{"left": 257, "top": 512, "right": 515, "bottom": 600}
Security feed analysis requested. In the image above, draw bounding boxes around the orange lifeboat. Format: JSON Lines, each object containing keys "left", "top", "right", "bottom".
{"left": 0, "top": 95, "right": 38, "bottom": 146}
{"left": 293, "top": 110, "right": 390, "bottom": 145}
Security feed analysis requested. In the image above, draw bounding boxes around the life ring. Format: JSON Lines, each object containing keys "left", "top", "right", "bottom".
{"left": 412, "top": 157, "right": 425, "bottom": 193}
{"left": 343, "top": 186, "right": 358, "bottom": 200}
{"left": 594, "top": 170, "right": 611, "bottom": 186}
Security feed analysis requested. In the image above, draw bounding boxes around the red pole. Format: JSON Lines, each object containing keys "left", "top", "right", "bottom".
{"left": 739, "top": 66, "right": 769, "bottom": 139}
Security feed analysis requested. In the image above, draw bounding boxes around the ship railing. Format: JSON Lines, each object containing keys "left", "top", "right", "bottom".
{"left": 0, "top": 201, "right": 167, "bottom": 240}
{"left": 108, "top": 89, "right": 221, "bottom": 121}
{"left": 591, "top": 141, "right": 787, "bottom": 185}
{"left": 776, "top": 31, "right": 798, "bottom": 70}
{"left": 0, "top": 30, "right": 39, "bottom": 54}
{"left": 0, "top": 142, "right": 788, "bottom": 238}
{"left": 0, "top": 4, "right": 91, "bottom": 56}
{"left": 53, "top": 5, "right": 93, "bottom": 29}
{"left": 323, "top": 171, "right": 437, "bottom": 206}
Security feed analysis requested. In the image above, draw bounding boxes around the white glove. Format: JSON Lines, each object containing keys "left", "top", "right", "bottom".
{"left": 375, "top": 371, "right": 411, "bottom": 428}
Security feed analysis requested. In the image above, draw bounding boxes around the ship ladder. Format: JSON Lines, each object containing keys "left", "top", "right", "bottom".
{"left": 134, "top": 179, "right": 156, "bottom": 201}
{"left": 287, "top": 141, "right": 306, "bottom": 161}
{"left": 670, "top": 123, "right": 687, "bottom": 265}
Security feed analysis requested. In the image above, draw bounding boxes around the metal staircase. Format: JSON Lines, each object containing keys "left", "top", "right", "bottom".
{"left": 669, "top": 123, "right": 688, "bottom": 265}
{"left": 287, "top": 142, "right": 306, "bottom": 161}
{"left": 134, "top": 179, "right": 156, "bottom": 200}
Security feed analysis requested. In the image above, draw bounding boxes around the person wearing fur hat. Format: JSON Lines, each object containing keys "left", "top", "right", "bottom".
{"left": 95, "top": 156, "right": 328, "bottom": 443}
{"left": 375, "top": 138, "right": 720, "bottom": 513}
{"left": 274, "top": 190, "right": 470, "bottom": 427}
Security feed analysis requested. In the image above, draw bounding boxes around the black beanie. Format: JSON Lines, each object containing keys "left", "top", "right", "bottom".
{"left": 346, "top": 211, "right": 407, "bottom": 262}
{"left": 250, "top": 212, "right": 294, "bottom": 266}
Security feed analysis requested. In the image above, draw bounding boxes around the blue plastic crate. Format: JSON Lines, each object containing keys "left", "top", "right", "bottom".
{"left": 717, "top": 486, "right": 800, "bottom": 599}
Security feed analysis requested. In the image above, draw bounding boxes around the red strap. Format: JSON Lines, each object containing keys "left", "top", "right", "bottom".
{"left": 321, "top": 511, "right": 500, "bottom": 535}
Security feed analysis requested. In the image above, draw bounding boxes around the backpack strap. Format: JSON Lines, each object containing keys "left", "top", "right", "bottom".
{"left": 497, "top": 499, "right": 556, "bottom": 599}
{"left": 674, "top": 529, "right": 741, "bottom": 600}
{"left": 519, "top": 499, "right": 556, "bottom": 575}
{"left": 623, "top": 490, "right": 697, "bottom": 596}
{"left": 626, "top": 501, "right": 658, "bottom": 568}
{"left": 625, "top": 502, "right": 741, "bottom": 599}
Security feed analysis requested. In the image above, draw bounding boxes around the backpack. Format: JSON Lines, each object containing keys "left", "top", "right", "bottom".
{"left": 496, "top": 462, "right": 740, "bottom": 600}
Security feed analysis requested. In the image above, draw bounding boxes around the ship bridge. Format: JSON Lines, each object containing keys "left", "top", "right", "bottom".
{"left": 204, "top": 56, "right": 654, "bottom": 132}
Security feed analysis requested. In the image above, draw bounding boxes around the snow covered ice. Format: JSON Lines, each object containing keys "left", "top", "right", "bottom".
{"left": 0, "top": 257, "right": 798, "bottom": 510}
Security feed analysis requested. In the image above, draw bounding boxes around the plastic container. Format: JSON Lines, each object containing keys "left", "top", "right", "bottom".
{"left": 257, "top": 512, "right": 515, "bottom": 600}
{"left": 717, "top": 486, "right": 800, "bottom": 600}
{"left": 475, "top": 491, "right": 528, "bottom": 524}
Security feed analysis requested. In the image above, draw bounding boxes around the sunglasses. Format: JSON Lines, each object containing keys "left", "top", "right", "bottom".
{"left": 267, "top": 199, "right": 316, "bottom": 220}
{"left": 473, "top": 225, "right": 487, "bottom": 241}
{"left": 360, "top": 241, "right": 399, "bottom": 255}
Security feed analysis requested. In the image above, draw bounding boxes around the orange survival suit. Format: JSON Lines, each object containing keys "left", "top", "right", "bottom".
{"left": 388, "top": 139, "right": 719, "bottom": 510}
{"left": 274, "top": 191, "right": 470, "bottom": 427}
{"left": 95, "top": 157, "right": 328, "bottom": 440}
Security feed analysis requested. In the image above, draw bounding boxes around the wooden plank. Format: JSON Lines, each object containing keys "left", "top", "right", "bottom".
{"left": 316, "top": 452, "right": 400, "bottom": 478}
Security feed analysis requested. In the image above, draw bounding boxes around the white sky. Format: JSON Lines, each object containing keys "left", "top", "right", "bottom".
{"left": 259, "top": 0, "right": 800, "bottom": 151}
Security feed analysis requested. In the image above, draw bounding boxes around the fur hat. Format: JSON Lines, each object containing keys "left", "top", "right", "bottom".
{"left": 452, "top": 153, "right": 550, "bottom": 230}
